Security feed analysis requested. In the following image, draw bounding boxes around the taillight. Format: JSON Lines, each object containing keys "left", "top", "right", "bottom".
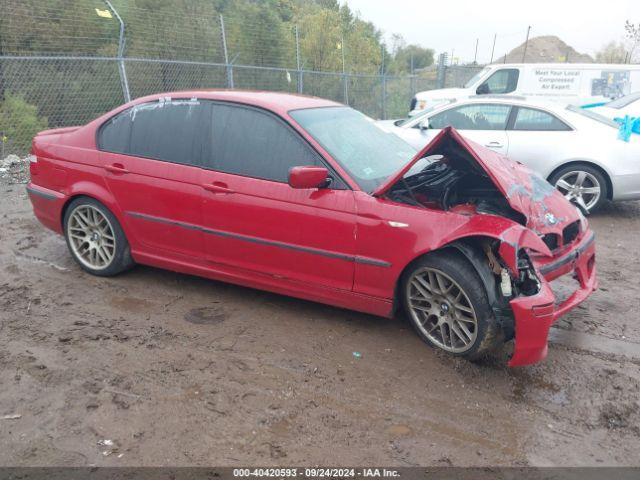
{"left": 29, "top": 154, "right": 38, "bottom": 175}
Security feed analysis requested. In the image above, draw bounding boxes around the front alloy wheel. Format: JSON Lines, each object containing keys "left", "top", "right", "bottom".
{"left": 407, "top": 267, "right": 478, "bottom": 353}
{"left": 401, "top": 250, "right": 502, "bottom": 360}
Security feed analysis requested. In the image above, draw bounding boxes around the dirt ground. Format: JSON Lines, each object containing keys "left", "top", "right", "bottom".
{"left": 1, "top": 168, "right": 640, "bottom": 467}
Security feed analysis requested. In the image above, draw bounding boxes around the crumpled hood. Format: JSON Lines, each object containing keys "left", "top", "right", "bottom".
{"left": 373, "top": 127, "right": 580, "bottom": 235}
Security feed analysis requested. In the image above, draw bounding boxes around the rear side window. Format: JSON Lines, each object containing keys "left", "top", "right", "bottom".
{"left": 98, "top": 99, "right": 211, "bottom": 166}
{"left": 98, "top": 110, "right": 130, "bottom": 154}
{"left": 207, "top": 104, "right": 322, "bottom": 183}
{"left": 477, "top": 69, "right": 519, "bottom": 94}
{"left": 429, "top": 104, "right": 511, "bottom": 130}
{"left": 512, "top": 107, "right": 571, "bottom": 131}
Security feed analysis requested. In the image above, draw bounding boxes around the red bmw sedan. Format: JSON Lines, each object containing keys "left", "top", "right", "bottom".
{"left": 27, "top": 91, "right": 597, "bottom": 366}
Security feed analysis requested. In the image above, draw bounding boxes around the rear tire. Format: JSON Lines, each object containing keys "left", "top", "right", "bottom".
{"left": 63, "top": 197, "right": 134, "bottom": 277}
{"left": 400, "top": 250, "right": 502, "bottom": 361}
{"left": 548, "top": 164, "right": 608, "bottom": 213}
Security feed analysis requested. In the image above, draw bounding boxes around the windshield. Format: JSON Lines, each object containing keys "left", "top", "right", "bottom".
{"left": 464, "top": 66, "right": 491, "bottom": 88}
{"left": 567, "top": 105, "right": 619, "bottom": 128}
{"left": 606, "top": 92, "right": 640, "bottom": 109}
{"left": 290, "top": 107, "right": 417, "bottom": 192}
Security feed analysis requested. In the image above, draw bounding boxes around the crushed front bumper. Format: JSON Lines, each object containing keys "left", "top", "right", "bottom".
{"left": 508, "top": 230, "right": 597, "bottom": 367}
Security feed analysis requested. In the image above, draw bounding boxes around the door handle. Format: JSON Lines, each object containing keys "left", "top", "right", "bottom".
{"left": 485, "top": 141, "right": 503, "bottom": 148}
{"left": 202, "top": 182, "right": 234, "bottom": 194}
{"left": 104, "top": 163, "right": 129, "bottom": 174}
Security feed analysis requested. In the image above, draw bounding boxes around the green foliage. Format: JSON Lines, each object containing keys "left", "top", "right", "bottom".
{"left": 0, "top": 94, "right": 48, "bottom": 154}
{"left": 1, "top": 0, "right": 438, "bottom": 148}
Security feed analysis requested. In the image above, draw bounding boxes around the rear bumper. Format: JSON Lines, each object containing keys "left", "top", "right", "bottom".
{"left": 508, "top": 230, "right": 597, "bottom": 367}
{"left": 26, "top": 183, "right": 67, "bottom": 234}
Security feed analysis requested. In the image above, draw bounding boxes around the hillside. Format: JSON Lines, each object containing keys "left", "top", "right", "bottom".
{"left": 497, "top": 35, "right": 594, "bottom": 63}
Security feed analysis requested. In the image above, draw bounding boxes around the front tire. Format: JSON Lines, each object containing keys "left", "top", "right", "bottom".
{"left": 63, "top": 197, "right": 134, "bottom": 276}
{"left": 400, "top": 250, "right": 502, "bottom": 361}
{"left": 549, "top": 164, "right": 607, "bottom": 213}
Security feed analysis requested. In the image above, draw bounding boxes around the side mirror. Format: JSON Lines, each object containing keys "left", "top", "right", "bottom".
{"left": 288, "top": 166, "right": 329, "bottom": 189}
{"left": 419, "top": 118, "right": 430, "bottom": 130}
{"left": 476, "top": 83, "right": 489, "bottom": 95}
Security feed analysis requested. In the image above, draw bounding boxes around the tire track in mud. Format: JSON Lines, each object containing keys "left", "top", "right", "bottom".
{"left": 549, "top": 327, "right": 640, "bottom": 362}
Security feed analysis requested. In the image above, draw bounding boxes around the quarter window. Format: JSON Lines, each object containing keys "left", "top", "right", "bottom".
{"left": 429, "top": 104, "right": 511, "bottom": 130}
{"left": 207, "top": 104, "right": 323, "bottom": 183}
{"left": 477, "top": 69, "right": 519, "bottom": 94}
{"left": 512, "top": 107, "right": 571, "bottom": 131}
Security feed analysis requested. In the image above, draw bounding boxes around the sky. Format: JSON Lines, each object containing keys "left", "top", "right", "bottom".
{"left": 341, "top": 0, "right": 637, "bottom": 63}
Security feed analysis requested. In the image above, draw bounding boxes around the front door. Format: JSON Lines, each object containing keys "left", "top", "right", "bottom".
{"left": 199, "top": 102, "right": 357, "bottom": 291}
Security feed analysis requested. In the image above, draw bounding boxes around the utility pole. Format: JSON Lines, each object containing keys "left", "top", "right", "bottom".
{"left": 522, "top": 26, "right": 531, "bottom": 63}
{"left": 490, "top": 33, "right": 497, "bottom": 63}
{"left": 473, "top": 38, "right": 479, "bottom": 64}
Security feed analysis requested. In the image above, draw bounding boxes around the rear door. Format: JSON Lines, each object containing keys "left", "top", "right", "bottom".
{"left": 99, "top": 98, "right": 209, "bottom": 260}
{"left": 505, "top": 106, "right": 573, "bottom": 173}
{"left": 425, "top": 103, "right": 511, "bottom": 153}
{"left": 199, "top": 103, "right": 357, "bottom": 291}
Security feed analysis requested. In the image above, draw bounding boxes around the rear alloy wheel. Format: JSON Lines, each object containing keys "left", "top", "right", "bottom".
{"left": 64, "top": 197, "right": 134, "bottom": 276}
{"left": 401, "top": 251, "right": 501, "bottom": 360}
{"left": 550, "top": 165, "right": 607, "bottom": 213}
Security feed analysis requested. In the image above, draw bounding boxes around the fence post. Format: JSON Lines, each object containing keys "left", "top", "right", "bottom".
{"left": 220, "top": 15, "right": 234, "bottom": 89}
{"left": 104, "top": 0, "right": 131, "bottom": 102}
{"left": 341, "top": 34, "right": 348, "bottom": 104}
{"left": 381, "top": 46, "right": 387, "bottom": 119}
{"left": 436, "top": 53, "right": 447, "bottom": 89}
{"left": 295, "top": 25, "right": 303, "bottom": 94}
{"left": 409, "top": 52, "right": 416, "bottom": 98}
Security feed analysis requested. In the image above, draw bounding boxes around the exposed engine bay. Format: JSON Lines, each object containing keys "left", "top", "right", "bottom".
{"left": 387, "top": 136, "right": 526, "bottom": 225}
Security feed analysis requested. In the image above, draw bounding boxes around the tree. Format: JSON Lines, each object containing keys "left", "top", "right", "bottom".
{"left": 0, "top": 94, "right": 48, "bottom": 155}
{"left": 625, "top": 21, "right": 640, "bottom": 63}
{"left": 388, "top": 39, "right": 435, "bottom": 74}
{"left": 595, "top": 41, "right": 628, "bottom": 63}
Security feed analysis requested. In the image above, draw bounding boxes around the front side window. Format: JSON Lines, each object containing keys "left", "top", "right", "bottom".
{"left": 290, "top": 106, "right": 417, "bottom": 192}
{"left": 512, "top": 107, "right": 571, "bottom": 131}
{"left": 477, "top": 69, "right": 519, "bottom": 94}
{"left": 429, "top": 104, "right": 511, "bottom": 130}
{"left": 98, "top": 99, "right": 211, "bottom": 167}
{"left": 208, "top": 104, "right": 323, "bottom": 184}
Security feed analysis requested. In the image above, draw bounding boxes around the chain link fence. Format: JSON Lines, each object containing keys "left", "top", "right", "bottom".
{"left": 0, "top": 0, "right": 482, "bottom": 158}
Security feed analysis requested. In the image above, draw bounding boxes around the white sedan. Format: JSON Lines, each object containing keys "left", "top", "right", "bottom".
{"left": 378, "top": 95, "right": 640, "bottom": 212}
{"left": 590, "top": 91, "right": 640, "bottom": 119}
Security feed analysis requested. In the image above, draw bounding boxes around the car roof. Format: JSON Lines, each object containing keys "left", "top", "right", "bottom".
{"left": 129, "top": 90, "right": 343, "bottom": 116}
{"left": 487, "top": 63, "right": 636, "bottom": 70}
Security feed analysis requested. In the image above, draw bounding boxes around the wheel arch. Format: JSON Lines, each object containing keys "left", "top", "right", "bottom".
{"left": 60, "top": 183, "right": 122, "bottom": 230}
{"left": 393, "top": 235, "right": 503, "bottom": 317}
{"left": 547, "top": 160, "right": 613, "bottom": 201}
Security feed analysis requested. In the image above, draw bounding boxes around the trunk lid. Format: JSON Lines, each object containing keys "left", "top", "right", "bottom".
{"left": 373, "top": 127, "right": 580, "bottom": 233}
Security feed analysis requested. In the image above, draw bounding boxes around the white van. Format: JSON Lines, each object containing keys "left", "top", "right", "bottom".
{"left": 410, "top": 63, "right": 640, "bottom": 115}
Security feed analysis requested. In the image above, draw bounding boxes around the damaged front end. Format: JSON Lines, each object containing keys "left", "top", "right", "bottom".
{"left": 376, "top": 127, "right": 597, "bottom": 366}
